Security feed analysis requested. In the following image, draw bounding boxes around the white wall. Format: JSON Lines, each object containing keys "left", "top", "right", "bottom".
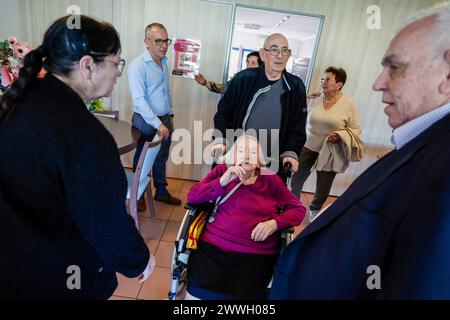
{"left": 298, "top": 36, "right": 316, "bottom": 58}
{"left": 0, "top": 0, "right": 23, "bottom": 41}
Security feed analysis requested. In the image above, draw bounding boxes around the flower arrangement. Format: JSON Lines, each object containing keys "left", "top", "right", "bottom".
{"left": 1, "top": 36, "right": 104, "bottom": 111}
{"left": 0, "top": 36, "right": 46, "bottom": 94}
{"left": 0, "top": 36, "right": 32, "bottom": 93}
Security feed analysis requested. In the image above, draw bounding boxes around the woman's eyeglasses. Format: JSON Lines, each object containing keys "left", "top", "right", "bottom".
{"left": 103, "top": 58, "right": 126, "bottom": 73}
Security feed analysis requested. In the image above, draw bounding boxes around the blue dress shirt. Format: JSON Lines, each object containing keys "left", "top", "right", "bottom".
{"left": 392, "top": 102, "right": 450, "bottom": 150}
{"left": 128, "top": 49, "right": 173, "bottom": 129}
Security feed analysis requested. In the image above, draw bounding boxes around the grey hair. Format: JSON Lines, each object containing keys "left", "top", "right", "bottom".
{"left": 145, "top": 23, "right": 167, "bottom": 36}
{"left": 400, "top": 1, "right": 450, "bottom": 29}
{"left": 263, "top": 33, "right": 288, "bottom": 48}
{"left": 223, "top": 135, "right": 268, "bottom": 167}
{"left": 398, "top": 2, "right": 450, "bottom": 54}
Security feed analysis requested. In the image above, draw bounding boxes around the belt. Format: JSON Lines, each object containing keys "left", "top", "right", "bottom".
{"left": 158, "top": 114, "right": 172, "bottom": 120}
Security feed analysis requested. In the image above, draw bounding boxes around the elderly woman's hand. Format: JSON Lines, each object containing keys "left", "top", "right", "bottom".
{"left": 327, "top": 133, "right": 342, "bottom": 144}
{"left": 251, "top": 219, "right": 278, "bottom": 242}
{"left": 219, "top": 164, "right": 247, "bottom": 187}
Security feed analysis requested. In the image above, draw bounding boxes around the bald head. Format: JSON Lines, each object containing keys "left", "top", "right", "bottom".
{"left": 260, "top": 33, "right": 291, "bottom": 80}
{"left": 398, "top": 2, "right": 450, "bottom": 54}
{"left": 264, "top": 33, "right": 289, "bottom": 49}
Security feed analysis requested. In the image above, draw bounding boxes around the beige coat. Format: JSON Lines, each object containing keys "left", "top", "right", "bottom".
{"left": 314, "top": 128, "right": 363, "bottom": 173}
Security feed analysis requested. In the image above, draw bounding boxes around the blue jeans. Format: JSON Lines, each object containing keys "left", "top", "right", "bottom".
{"left": 133, "top": 115, "right": 173, "bottom": 197}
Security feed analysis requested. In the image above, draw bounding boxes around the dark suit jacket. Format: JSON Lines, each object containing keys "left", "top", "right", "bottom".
{"left": 270, "top": 113, "right": 450, "bottom": 299}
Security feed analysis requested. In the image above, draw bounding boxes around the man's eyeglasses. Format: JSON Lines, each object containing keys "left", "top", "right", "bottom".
{"left": 146, "top": 37, "right": 172, "bottom": 46}
{"left": 104, "top": 58, "right": 126, "bottom": 73}
{"left": 263, "top": 47, "right": 291, "bottom": 57}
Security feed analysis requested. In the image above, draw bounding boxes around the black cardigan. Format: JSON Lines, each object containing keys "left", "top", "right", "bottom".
{"left": 214, "top": 66, "right": 308, "bottom": 158}
{"left": 0, "top": 74, "right": 149, "bottom": 299}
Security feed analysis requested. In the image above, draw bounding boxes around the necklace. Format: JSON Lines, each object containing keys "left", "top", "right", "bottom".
{"left": 323, "top": 92, "right": 342, "bottom": 105}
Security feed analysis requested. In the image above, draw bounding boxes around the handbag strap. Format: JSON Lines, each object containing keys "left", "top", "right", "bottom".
{"left": 213, "top": 181, "right": 243, "bottom": 213}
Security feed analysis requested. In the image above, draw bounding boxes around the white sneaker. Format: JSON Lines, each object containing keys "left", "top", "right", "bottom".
{"left": 308, "top": 209, "right": 320, "bottom": 223}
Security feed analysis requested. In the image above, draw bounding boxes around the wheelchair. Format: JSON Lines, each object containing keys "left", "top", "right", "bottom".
{"left": 168, "top": 164, "right": 295, "bottom": 300}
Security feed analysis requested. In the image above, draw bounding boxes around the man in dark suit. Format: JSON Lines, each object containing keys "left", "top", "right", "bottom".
{"left": 270, "top": 3, "right": 450, "bottom": 299}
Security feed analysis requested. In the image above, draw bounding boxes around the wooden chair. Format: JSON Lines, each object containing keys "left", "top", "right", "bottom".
{"left": 92, "top": 110, "right": 119, "bottom": 120}
{"left": 126, "top": 134, "right": 162, "bottom": 230}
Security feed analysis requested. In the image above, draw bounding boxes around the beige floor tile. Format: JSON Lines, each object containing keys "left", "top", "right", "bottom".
{"left": 181, "top": 180, "right": 198, "bottom": 193}
{"left": 145, "top": 239, "right": 160, "bottom": 255}
{"left": 154, "top": 240, "right": 175, "bottom": 268}
{"left": 178, "top": 191, "right": 189, "bottom": 203}
{"left": 152, "top": 200, "right": 174, "bottom": 219}
{"left": 170, "top": 203, "right": 189, "bottom": 222}
{"left": 138, "top": 217, "right": 167, "bottom": 240}
{"left": 113, "top": 273, "right": 142, "bottom": 299}
{"left": 161, "top": 220, "right": 182, "bottom": 242}
{"left": 151, "top": 200, "right": 174, "bottom": 220}
{"left": 167, "top": 178, "right": 184, "bottom": 193}
{"left": 138, "top": 267, "right": 172, "bottom": 300}
{"left": 109, "top": 295, "right": 136, "bottom": 300}
{"left": 136, "top": 197, "right": 166, "bottom": 219}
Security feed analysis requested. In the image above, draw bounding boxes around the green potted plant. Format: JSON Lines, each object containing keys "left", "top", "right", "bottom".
{"left": 87, "top": 98, "right": 105, "bottom": 112}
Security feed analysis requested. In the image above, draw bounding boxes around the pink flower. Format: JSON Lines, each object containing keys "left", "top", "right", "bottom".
{"left": 9, "top": 39, "right": 32, "bottom": 60}
{"left": 13, "top": 42, "right": 32, "bottom": 59}
{"left": 1, "top": 65, "right": 14, "bottom": 87}
{"left": 8, "top": 36, "right": 18, "bottom": 46}
{"left": 11, "top": 67, "right": 19, "bottom": 79}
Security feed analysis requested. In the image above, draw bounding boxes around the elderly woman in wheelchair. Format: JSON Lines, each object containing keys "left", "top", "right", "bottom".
{"left": 179, "top": 135, "right": 306, "bottom": 300}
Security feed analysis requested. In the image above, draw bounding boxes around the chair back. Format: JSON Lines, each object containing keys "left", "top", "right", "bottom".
{"left": 140, "top": 135, "right": 162, "bottom": 182}
{"left": 129, "top": 134, "right": 162, "bottom": 230}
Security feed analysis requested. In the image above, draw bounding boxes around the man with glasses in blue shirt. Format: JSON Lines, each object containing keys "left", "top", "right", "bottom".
{"left": 128, "top": 23, "right": 181, "bottom": 208}
{"left": 213, "top": 33, "right": 308, "bottom": 174}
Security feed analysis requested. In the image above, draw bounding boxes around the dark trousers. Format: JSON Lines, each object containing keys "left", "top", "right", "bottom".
{"left": 133, "top": 115, "right": 173, "bottom": 197}
{"left": 291, "top": 147, "right": 337, "bottom": 211}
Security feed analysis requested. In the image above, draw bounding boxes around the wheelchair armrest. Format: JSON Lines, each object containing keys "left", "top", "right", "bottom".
{"left": 282, "top": 227, "right": 295, "bottom": 234}
{"left": 185, "top": 202, "right": 215, "bottom": 212}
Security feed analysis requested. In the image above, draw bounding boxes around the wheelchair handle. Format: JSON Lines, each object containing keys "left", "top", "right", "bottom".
{"left": 283, "top": 162, "right": 293, "bottom": 191}
{"left": 284, "top": 227, "right": 295, "bottom": 234}
{"left": 283, "top": 162, "right": 293, "bottom": 179}
{"left": 213, "top": 146, "right": 224, "bottom": 164}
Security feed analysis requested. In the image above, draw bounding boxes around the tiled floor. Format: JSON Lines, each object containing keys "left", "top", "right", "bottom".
{"left": 110, "top": 178, "right": 336, "bottom": 300}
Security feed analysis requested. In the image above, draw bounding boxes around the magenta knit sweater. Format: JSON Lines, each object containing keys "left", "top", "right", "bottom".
{"left": 187, "top": 165, "right": 306, "bottom": 254}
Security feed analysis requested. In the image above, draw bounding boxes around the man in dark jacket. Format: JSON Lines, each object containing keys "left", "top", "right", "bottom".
{"left": 213, "top": 33, "right": 307, "bottom": 173}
